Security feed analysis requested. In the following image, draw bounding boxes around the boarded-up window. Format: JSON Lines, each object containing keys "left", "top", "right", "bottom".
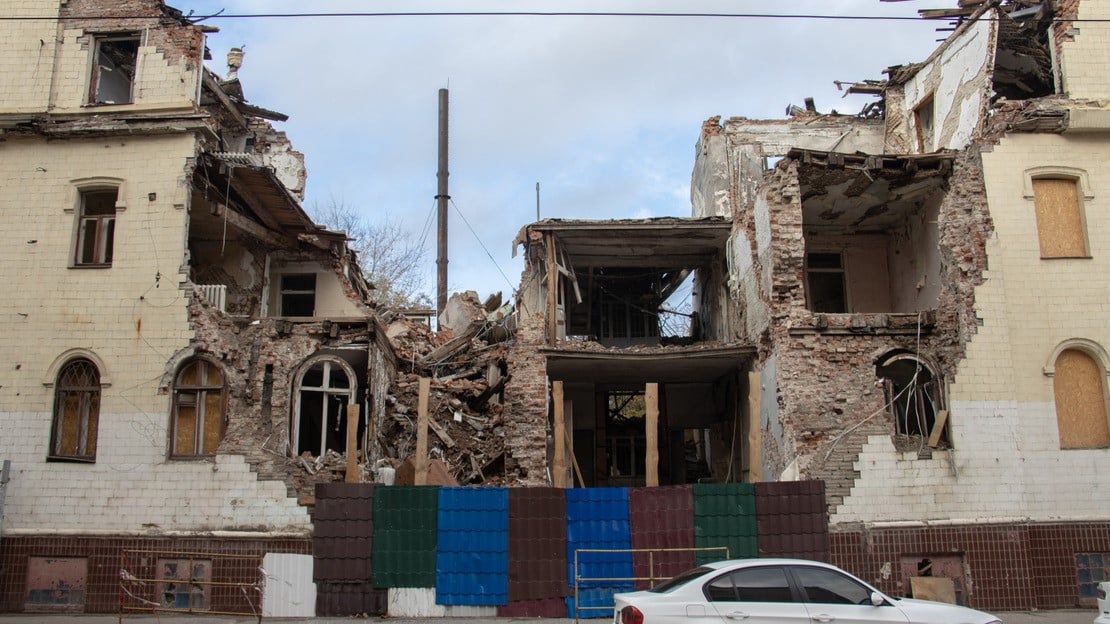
{"left": 1033, "top": 178, "right": 1088, "bottom": 258}
{"left": 49, "top": 359, "right": 101, "bottom": 461}
{"left": 24, "top": 557, "right": 87, "bottom": 612}
{"left": 171, "top": 359, "right": 225, "bottom": 457}
{"left": 1054, "top": 348, "right": 1110, "bottom": 449}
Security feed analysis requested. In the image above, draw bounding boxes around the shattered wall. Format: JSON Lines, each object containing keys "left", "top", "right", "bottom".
{"left": 51, "top": 0, "right": 204, "bottom": 112}
{"left": 895, "top": 15, "right": 995, "bottom": 153}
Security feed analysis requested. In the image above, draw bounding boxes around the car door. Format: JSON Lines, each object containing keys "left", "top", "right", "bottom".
{"left": 704, "top": 565, "right": 810, "bottom": 623}
{"left": 788, "top": 565, "right": 908, "bottom": 624}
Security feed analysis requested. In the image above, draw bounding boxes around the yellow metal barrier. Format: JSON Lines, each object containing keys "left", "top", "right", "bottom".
{"left": 572, "top": 546, "right": 730, "bottom": 622}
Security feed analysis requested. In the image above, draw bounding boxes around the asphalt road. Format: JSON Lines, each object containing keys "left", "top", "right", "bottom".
{"left": 0, "top": 609, "right": 1097, "bottom": 623}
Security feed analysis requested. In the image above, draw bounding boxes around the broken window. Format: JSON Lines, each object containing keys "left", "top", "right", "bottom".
{"left": 89, "top": 35, "right": 139, "bottom": 105}
{"left": 156, "top": 559, "right": 211, "bottom": 612}
{"left": 280, "top": 273, "right": 316, "bottom": 317}
{"left": 293, "top": 357, "right": 361, "bottom": 457}
{"left": 170, "top": 359, "right": 226, "bottom": 457}
{"left": 1033, "top": 178, "right": 1088, "bottom": 258}
{"left": 74, "top": 188, "right": 117, "bottom": 267}
{"left": 805, "top": 252, "right": 847, "bottom": 313}
{"left": 796, "top": 151, "right": 948, "bottom": 315}
{"left": 914, "top": 95, "right": 935, "bottom": 153}
{"left": 877, "top": 352, "right": 947, "bottom": 445}
{"left": 1053, "top": 348, "right": 1110, "bottom": 449}
{"left": 49, "top": 358, "right": 101, "bottom": 462}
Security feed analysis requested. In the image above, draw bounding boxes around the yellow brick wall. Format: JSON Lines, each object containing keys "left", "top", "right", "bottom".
{"left": 0, "top": 134, "right": 194, "bottom": 414}
{"left": 1060, "top": 0, "right": 1110, "bottom": 99}
{"left": 0, "top": 1, "right": 62, "bottom": 113}
{"left": 956, "top": 133, "right": 1110, "bottom": 403}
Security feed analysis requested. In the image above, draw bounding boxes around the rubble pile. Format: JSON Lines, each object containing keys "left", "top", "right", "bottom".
{"left": 379, "top": 292, "right": 515, "bottom": 485}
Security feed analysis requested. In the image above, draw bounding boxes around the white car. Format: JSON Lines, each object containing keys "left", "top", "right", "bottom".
{"left": 1097, "top": 581, "right": 1110, "bottom": 624}
{"left": 612, "top": 558, "right": 1001, "bottom": 624}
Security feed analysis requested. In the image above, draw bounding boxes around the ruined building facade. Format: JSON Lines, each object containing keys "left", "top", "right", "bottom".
{"left": 0, "top": 0, "right": 394, "bottom": 613}
{"left": 508, "top": 0, "right": 1110, "bottom": 611}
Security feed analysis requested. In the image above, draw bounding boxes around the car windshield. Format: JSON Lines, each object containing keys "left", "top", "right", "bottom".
{"left": 649, "top": 567, "right": 715, "bottom": 593}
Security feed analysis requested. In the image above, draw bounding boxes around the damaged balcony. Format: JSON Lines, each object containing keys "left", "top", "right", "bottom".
{"left": 187, "top": 152, "right": 371, "bottom": 321}
{"left": 789, "top": 149, "right": 953, "bottom": 336}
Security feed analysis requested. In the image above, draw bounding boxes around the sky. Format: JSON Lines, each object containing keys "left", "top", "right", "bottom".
{"left": 173, "top": 0, "right": 947, "bottom": 305}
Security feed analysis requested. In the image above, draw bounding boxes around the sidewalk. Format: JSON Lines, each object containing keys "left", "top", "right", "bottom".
{"left": 0, "top": 610, "right": 1097, "bottom": 624}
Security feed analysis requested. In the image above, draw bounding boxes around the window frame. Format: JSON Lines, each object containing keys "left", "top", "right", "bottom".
{"left": 48, "top": 358, "right": 102, "bottom": 463}
{"left": 71, "top": 186, "right": 122, "bottom": 268}
{"left": 913, "top": 93, "right": 936, "bottom": 153}
{"left": 291, "top": 356, "right": 359, "bottom": 457}
{"left": 279, "top": 273, "right": 317, "bottom": 317}
{"left": 702, "top": 565, "right": 800, "bottom": 604}
{"left": 787, "top": 564, "right": 877, "bottom": 606}
{"left": 169, "top": 358, "right": 227, "bottom": 459}
{"left": 88, "top": 33, "right": 141, "bottom": 106}
{"left": 804, "top": 251, "right": 848, "bottom": 313}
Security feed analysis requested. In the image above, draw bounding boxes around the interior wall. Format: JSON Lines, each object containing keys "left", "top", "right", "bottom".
{"left": 889, "top": 197, "right": 943, "bottom": 311}
{"left": 805, "top": 234, "right": 892, "bottom": 312}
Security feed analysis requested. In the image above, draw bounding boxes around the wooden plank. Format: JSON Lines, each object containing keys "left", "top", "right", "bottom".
{"left": 345, "top": 404, "right": 360, "bottom": 483}
{"left": 645, "top": 383, "right": 659, "bottom": 487}
{"left": 546, "top": 233, "right": 558, "bottom": 344}
{"left": 428, "top": 413, "right": 456, "bottom": 448}
{"left": 927, "top": 409, "right": 949, "bottom": 448}
{"left": 747, "top": 371, "right": 763, "bottom": 482}
{"left": 1033, "top": 178, "right": 1086, "bottom": 258}
{"left": 415, "top": 377, "right": 430, "bottom": 485}
{"left": 564, "top": 427, "right": 585, "bottom": 488}
{"left": 552, "top": 381, "right": 566, "bottom": 488}
{"left": 910, "top": 577, "right": 957, "bottom": 603}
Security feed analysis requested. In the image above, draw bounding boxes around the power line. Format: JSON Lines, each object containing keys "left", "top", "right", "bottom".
{"left": 2, "top": 11, "right": 1108, "bottom": 22}
{"left": 448, "top": 198, "right": 518, "bottom": 294}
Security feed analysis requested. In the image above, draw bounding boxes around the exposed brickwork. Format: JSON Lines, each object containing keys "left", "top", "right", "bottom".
{"left": 830, "top": 521, "right": 1110, "bottom": 612}
{"left": 0, "top": 535, "right": 310, "bottom": 614}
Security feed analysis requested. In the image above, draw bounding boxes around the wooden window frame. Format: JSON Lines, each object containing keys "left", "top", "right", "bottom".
{"left": 291, "top": 356, "right": 358, "bottom": 457}
{"left": 279, "top": 273, "right": 317, "bottom": 317}
{"left": 72, "top": 187, "right": 119, "bottom": 268}
{"left": 48, "top": 358, "right": 102, "bottom": 462}
{"left": 169, "top": 358, "right": 227, "bottom": 458}
{"left": 88, "top": 34, "right": 140, "bottom": 106}
{"left": 804, "top": 251, "right": 848, "bottom": 313}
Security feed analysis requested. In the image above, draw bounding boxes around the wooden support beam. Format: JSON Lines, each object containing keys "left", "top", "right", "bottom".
{"left": 552, "top": 381, "right": 567, "bottom": 488}
{"left": 345, "top": 404, "right": 360, "bottom": 483}
{"left": 645, "top": 383, "right": 659, "bottom": 487}
{"left": 564, "top": 427, "right": 585, "bottom": 488}
{"left": 927, "top": 409, "right": 950, "bottom": 448}
{"left": 546, "top": 233, "right": 558, "bottom": 345}
{"left": 415, "top": 377, "right": 430, "bottom": 485}
{"left": 747, "top": 371, "right": 763, "bottom": 482}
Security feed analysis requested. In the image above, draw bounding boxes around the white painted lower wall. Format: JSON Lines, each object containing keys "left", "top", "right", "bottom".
{"left": 831, "top": 399, "right": 1110, "bottom": 525}
{"left": 0, "top": 409, "right": 310, "bottom": 533}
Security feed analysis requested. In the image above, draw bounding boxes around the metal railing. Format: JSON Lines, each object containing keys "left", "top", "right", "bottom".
{"left": 572, "top": 546, "right": 730, "bottom": 622}
{"left": 118, "top": 549, "right": 262, "bottom": 623}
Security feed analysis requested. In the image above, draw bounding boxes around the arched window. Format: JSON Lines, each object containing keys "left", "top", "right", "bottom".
{"left": 49, "top": 358, "right": 101, "bottom": 461}
{"left": 170, "top": 358, "right": 226, "bottom": 457}
{"left": 292, "top": 357, "right": 361, "bottom": 457}
{"left": 877, "top": 352, "right": 947, "bottom": 443}
{"left": 1053, "top": 348, "right": 1110, "bottom": 449}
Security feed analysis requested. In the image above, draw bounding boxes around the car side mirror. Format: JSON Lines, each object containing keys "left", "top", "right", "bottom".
{"left": 870, "top": 591, "right": 885, "bottom": 606}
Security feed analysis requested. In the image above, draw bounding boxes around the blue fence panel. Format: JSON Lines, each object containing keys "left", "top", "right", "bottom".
{"left": 435, "top": 487, "right": 509, "bottom": 605}
{"left": 565, "top": 488, "right": 633, "bottom": 618}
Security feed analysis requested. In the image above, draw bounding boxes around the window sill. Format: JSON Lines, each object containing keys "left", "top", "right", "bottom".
{"left": 46, "top": 455, "right": 96, "bottom": 463}
{"left": 69, "top": 263, "right": 112, "bottom": 269}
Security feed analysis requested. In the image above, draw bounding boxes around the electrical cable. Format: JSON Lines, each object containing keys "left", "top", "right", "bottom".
{"left": 448, "top": 198, "right": 518, "bottom": 294}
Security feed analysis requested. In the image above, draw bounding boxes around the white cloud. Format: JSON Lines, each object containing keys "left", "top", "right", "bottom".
{"left": 181, "top": 0, "right": 948, "bottom": 301}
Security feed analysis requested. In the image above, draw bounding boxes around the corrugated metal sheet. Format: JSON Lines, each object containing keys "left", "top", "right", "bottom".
{"left": 755, "top": 480, "right": 828, "bottom": 561}
{"left": 629, "top": 485, "right": 695, "bottom": 589}
{"left": 435, "top": 487, "right": 508, "bottom": 606}
{"left": 315, "top": 582, "right": 387, "bottom": 616}
{"left": 694, "top": 483, "right": 757, "bottom": 565}
{"left": 498, "top": 597, "right": 568, "bottom": 617}
{"left": 262, "top": 553, "right": 315, "bottom": 617}
{"left": 444, "top": 605, "right": 499, "bottom": 617}
{"left": 313, "top": 483, "right": 375, "bottom": 583}
{"left": 372, "top": 486, "right": 438, "bottom": 588}
{"left": 565, "top": 487, "right": 633, "bottom": 619}
{"left": 387, "top": 587, "right": 445, "bottom": 617}
{"left": 508, "top": 487, "right": 568, "bottom": 602}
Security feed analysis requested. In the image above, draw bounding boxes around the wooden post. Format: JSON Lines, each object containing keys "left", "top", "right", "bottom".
{"left": 345, "top": 404, "right": 360, "bottom": 483}
{"left": 747, "top": 371, "right": 763, "bottom": 482}
{"left": 645, "top": 383, "right": 659, "bottom": 487}
{"left": 552, "top": 381, "right": 566, "bottom": 488}
{"left": 546, "top": 233, "right": 557, "bottom": 345}
{"left": 415, "top": 377, "right": 431, "bottom": 485}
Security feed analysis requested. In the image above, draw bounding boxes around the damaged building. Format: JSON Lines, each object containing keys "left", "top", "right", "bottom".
{"left": 0, "top": 0, "right": 398, "bottom": 614}
{"left": 507, "top": 0, "right": 1110, "bottom": 612}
